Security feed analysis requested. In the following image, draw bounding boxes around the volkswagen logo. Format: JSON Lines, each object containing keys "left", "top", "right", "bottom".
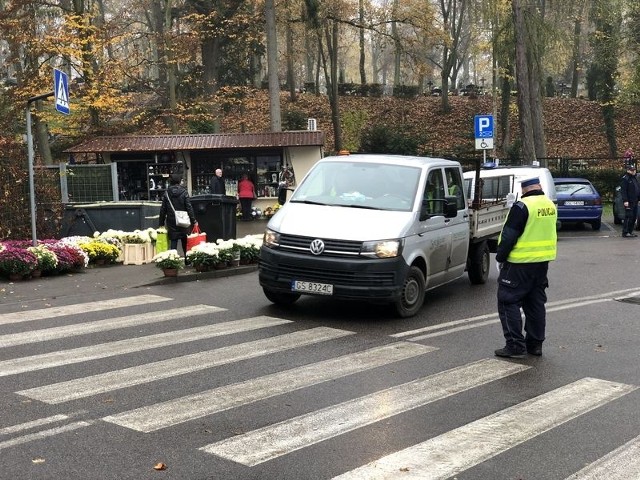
{"left": 309, "top": 239, "right": 325, "bottom": 255}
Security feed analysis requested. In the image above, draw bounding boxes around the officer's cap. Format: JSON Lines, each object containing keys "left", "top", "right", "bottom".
{"left": 521, "top": 177, "right": 540, "bottom": 188}
{"left": 626, "top": 163, "right": 636, "bottom": 170}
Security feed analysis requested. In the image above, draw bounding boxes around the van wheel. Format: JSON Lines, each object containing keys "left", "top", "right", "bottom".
{"left": 591, "top": 219, "right": 601, "bottom": 231}
{"left": 393, "top": 266, "right": 425, "bottom": 318}
{"left": 468, "top": 241, "right": 490, "bottom": 285}
{"left": 263, "top": 288, "right": 300, "bottom": 306}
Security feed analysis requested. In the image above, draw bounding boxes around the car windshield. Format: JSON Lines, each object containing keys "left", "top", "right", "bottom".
{"left": 290, "top": 161, "right": 421, "bottom": 212}
{"left": 555, "top": 183, "right": 595, "bottom": 195}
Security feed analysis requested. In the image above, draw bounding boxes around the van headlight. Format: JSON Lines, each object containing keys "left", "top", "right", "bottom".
{"left": 263, "top": 228, "right": 280, "bottom": 247}
{"left": 361, "top": 239, "right": 402, "bottom": 258}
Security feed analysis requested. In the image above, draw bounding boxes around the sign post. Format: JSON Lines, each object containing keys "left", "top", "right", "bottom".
{"left": 472, "top": 115, "right": 495, "bottom": 208}
{"left": 26, "top": 68, "right": 70, "bottom": 246}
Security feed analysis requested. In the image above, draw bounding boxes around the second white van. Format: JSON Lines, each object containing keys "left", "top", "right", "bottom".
{"left": 463, "top": 166, "right": 557, "bottom": 205}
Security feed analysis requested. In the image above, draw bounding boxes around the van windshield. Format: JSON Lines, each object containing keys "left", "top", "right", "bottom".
{"left": 290, "top": 161, "right": 421, "bottom": 212}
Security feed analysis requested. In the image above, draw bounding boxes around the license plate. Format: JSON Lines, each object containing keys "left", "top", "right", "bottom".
{"left": 564, "top": 200, "right": 584, "bottom": 206}
{"left": 292, "top": 280, "right": 334, "bottom": 295}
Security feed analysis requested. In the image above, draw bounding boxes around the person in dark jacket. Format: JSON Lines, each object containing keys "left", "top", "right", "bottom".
{"left": 210, "top": 168, "right": 226, "bottom": 195}
{"left": 159, "top": 174, "right": 196, "bottom": 259}
{"left": 620, "top": 163, "right": 640, "bottom": 238}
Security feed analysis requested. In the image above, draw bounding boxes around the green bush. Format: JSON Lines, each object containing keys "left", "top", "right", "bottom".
{"left": 283, "top": 109, "right": 308, "bottom": 131}
{"left": 360, "top": 124, "right": 426, "bottom": 155}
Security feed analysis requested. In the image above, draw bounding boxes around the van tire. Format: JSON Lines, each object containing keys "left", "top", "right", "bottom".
{"left": 393, "top": 266, "right": 425, "bottom": 318}
{"left": 263, "top": 288, "right": 300, "bottom": 306}
{"left": 468, "top": 241, "right": 490, "bottom": 285}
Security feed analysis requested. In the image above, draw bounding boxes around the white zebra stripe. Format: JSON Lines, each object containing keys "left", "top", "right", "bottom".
{"left": 0, "top": 294, "right": 169, "bottom": 325}
{"left": 564, "top": 434, "right": 640, "bottom": 480}
{"left": 0, "top": 316, "right": 290, "bottom": 377}
{"left": 0, "top": 414, "right": 70, "bottom": 436}
{"left": 19, "top": 326, "right": 353, "bottom": 404}
{"left": 103, "top": 342, "right": 436, "bottom": 433}
{"left": 331, "top": 378, "right": 637, "bottom": 479}
{"left": 201, "top": 358, "right": 530, "bottom": 466}
{"left": 0, "top": 422, "right": 92, "bottom": 451}
{"left": 0, "top": 304, "right": 224, "bottom": 348}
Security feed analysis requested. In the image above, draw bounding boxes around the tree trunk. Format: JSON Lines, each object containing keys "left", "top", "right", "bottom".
{"left": 285, "top": 0, "right": 297, "bottom": 101}
{"left": 359, "top": 0, "right": 366, "bottom": 84}
{"left": 34, "top": 101, "right": 53, "bottom": 165}
{"left": 513, "top": 0, "right": 536, "bottom": 164}
{"left": 266, "top": 0, "right": 282, "bottom": 132}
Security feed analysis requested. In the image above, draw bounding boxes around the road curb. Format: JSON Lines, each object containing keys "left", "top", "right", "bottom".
{"left": 141, "top": 264, "right": 259, "bottom": 287}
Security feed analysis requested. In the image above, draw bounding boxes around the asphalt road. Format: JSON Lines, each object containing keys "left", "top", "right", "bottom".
{"left": 0, "top": 219, "right": 639, "bottom": 480}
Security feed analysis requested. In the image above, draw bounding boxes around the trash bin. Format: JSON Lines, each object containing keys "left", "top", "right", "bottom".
{"left": 61, "top": 202, "right": 161, "bottom": 237}
{"left": 190, "top": 194, "right": 238, "bottom": 241}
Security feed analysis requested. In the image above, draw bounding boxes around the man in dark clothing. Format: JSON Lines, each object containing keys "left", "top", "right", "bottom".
{"left": 494, "top": 177, "right": 557, "bottom": 359}
{"left": 620, "top": 163, "right": 640, "bottom": 238}
{"left": 210, "top": 168, "right": 226, "bottom": 195}
{"left": 159, "top": 174, "right": 196, "bottom": 259}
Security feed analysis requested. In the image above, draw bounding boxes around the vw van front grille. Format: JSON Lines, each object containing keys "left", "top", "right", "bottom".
{"left": 278, "top": 234, "right": 362, "bottom": 256}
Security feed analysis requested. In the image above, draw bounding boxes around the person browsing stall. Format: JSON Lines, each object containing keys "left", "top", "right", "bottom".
{"left": 494, "top": 177, "right": 557, "bottom": 359}
{"left": 210, "top": 168, "right": 226, "bottom": 195}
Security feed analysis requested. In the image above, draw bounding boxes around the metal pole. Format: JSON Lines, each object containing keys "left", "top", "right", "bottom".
{"left": 26, "top": 92, "right": 54, "bottom": 246}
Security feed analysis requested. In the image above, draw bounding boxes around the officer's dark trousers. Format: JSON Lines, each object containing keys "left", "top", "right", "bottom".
{"left": 497, "top": 262, "right": 549, "bottom": 352}
{"left": 623, "top": 204, "right": 638, "bottom": 235}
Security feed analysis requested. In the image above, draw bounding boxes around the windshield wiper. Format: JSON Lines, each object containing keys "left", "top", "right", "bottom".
{"left": 290, "top": 199, "right": 329, "bottom": 206}
{"left": 336, "top": 203, "right": 379, "bottom": 210}
{"left": 570, "top": 186, "right": 587, "bottom": 196}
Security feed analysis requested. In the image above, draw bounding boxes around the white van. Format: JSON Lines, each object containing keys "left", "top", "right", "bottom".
{"left": 463, "top": 166, "right": 557, "bottom": 205}
{"left": 259, "top": 154, "right": 509, "bottom": 317}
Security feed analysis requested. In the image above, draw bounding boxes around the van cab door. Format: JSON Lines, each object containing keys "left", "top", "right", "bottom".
{"left": 417, "top": 169, "right": 453, "bottom": 287}
{"left": 444, "top": 166, "right": 470, "bottom": 281}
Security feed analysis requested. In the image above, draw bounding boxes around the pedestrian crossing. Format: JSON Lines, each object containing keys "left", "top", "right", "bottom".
{"left": 0, "top": 294, "right": 638, "bottom": 479}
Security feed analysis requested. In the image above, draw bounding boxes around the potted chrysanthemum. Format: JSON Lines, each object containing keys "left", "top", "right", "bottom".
{"left": 0, "top": 246, "right": 38, "bottom": 281}
{"left": 186, "top": 243, "right": 219, "bottom": 272}
{"left": 27, "top": 245, "right": 58, "bottom": 277}
{"left": 152, "top": 249, "right": 184, "bottom": 276}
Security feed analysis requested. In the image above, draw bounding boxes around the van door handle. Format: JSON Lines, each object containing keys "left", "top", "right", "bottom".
{"left": 463, "top": 214, "right": 469, "bottom": 219}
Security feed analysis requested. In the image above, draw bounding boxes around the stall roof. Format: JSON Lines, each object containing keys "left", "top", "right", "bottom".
{"left": 65, "top": 131, "right": 325, "bottom": 153}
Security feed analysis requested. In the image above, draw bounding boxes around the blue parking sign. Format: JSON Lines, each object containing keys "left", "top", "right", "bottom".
{"left": 474, "top": 115, "right": 493, "bottom": 139}
{"left": 54, "top": 69, "right": 70, "bottom": 115}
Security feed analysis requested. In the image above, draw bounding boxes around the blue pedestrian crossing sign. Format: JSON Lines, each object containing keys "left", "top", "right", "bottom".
{"left": 474, "top": 114, "right": 493, "bottom": 150}
{"left": 54, "top": 68, "right": 70, "bottom": 115}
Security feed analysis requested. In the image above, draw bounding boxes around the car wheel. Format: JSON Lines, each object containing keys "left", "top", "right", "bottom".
{"left": 263, "top": 288, "right": 300, "bottom": 306}
{"left": 393, "top": 266, "right": 425, "bottom": 318}
{"left": 468, "top": 240, "right": 490, "bottom": 285}
{"left": 591, "top": 219, "right": 601, "bottom": 231}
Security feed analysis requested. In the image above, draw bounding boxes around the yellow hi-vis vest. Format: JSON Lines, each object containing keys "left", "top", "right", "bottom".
{"left": 501, "top": 195, "right": 557, "bottom": 263}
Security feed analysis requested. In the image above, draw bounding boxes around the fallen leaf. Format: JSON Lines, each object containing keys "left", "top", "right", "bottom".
{"left": 400, "top": 467, "right": 409, "bottom": 472}
{"left": 153, "top": 462, "right": 167, "bottom": 471}
{"left": 32, "top": 458, "right": 45, "bottom": 464}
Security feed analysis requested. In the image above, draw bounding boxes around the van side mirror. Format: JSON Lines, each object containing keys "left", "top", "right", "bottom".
{"left": 277, "top": 184, "right": 288, "bottom": 205}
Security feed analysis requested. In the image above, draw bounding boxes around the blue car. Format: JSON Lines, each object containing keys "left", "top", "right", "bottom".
{"left": 554, "top": 177, "right": 603, "bottom": 230}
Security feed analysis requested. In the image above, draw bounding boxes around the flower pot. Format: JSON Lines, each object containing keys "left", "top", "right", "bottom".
{"left": 162, "top": 268, "right": 179, "bottom": 277}
{"left": 194, "top": 264, "right": 210, "bottom": 272}
{"left": 214, "top": 262, "right": 228, "bottom": 270}
{"left": 95, "top": 259, "right": 106, "bottom": 266}
{"left": 31, "top": 269, "right": 42, "bottom": 278}
{"left": 9, "top": 273, "right": 24, "bottom": 282}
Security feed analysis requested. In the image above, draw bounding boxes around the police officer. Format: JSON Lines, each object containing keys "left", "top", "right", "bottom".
{"left": 494, "top": 177, "right": 558, "bottom": 358}
{"left": 620, "top": 162, "right": 640, "bottom": 238}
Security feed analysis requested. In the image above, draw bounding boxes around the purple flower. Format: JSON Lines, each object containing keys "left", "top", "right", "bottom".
{"left": 0, "top": 246, "right": 38, "bottom": 276}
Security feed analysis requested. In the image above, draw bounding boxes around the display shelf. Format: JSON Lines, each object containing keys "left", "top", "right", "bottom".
{"left": 147, "top": 162, "right": 178, "bottom": 201}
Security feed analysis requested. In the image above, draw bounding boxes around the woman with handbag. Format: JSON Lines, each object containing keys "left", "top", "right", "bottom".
{"left": 159, "top": 174, "right": 197, "bottom": 260}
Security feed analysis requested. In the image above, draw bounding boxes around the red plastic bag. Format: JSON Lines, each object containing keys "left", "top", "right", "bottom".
{"left": 186, "top": 223, "right": 206, "bottom": 253}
